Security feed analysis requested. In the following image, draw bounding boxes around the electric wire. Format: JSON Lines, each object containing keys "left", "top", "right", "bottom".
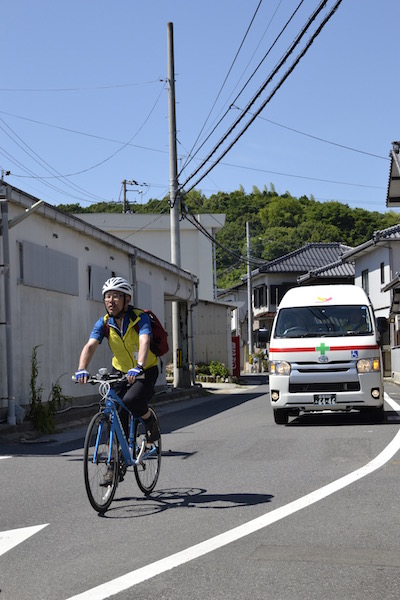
{"left": 180, "top": 0, "right": 343, "bottom": 195}
{"left": 6, "top": 81, "right": 167, "bottom": 181}
{"left": 182, "top": 207, "right": 266, "bottom": 267}
{"left": 251, "top": 113, "right": 389, "bottom": 161}
{"left": 0, "top": 118, "right": 109, "bottom": 202}
{"left": 179, "top": 0, "right": 306, "bottom": 177}
{"left": 179, "top": 0, "right": 264, "bottom": 174}
{"left": 0, "top": 79, "right": 163, "bottom": 92}
{"left": 0, "top": 109, "right": 168, "bottom": 157}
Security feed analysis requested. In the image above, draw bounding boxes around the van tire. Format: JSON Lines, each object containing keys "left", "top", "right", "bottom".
{"left": 367, "top": 405, "right": 385, "bottom": 423}
{"left": 273, "top": 409, "right": 289, "bottom": 425}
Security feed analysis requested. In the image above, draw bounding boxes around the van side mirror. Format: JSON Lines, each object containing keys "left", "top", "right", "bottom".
{"left": 376, "top": 317, "right": 388, "bottom": 333}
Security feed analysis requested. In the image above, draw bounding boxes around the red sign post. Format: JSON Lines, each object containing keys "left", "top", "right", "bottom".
{"left": 232, "top": 336, "right": 240, "bottom": 378}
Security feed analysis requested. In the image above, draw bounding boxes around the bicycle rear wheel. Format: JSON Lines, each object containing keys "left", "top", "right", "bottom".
{"left": 83, "top": 412, "right": 119, "bottom": 512}
{"left": 133, "top": 407, "right": 161, "bottom": 495}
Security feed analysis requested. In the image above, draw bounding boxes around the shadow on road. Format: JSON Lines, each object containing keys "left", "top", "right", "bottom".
{"left": 0, "top": 389, "right": 267, "bottom": 456}
{"left": 101, "top": 486, "right": 274, "bottom": 519}
{"left": 285, "top": 408, "right": 400, "bottom": 427}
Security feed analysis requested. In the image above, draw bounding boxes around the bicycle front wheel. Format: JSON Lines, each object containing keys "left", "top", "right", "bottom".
{"left": 133, "top": 407, "right": 161, "bottom": 495}
{"left": 83, "top": 412, "right": 119, "bottom": 513}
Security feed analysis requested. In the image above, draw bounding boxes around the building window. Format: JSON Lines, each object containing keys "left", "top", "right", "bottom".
{"left": 270, "top": 283, "right": 293, "bottom": 307}
{"left": 380, "top": 262, "right": 385, "bottom": 285}
{"left": 253, "top": 285, "right": 267, "bottom": 308}
{"left": 362, "top": 269, "right": 369, "bottom": 294}
{"left": 19, "top": 240, "right": 79, "bottom": 295}
{"left": 88, "top": 266, "right": 116, "bottom": 302}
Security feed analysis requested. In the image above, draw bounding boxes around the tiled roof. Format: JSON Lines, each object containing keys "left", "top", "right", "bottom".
{"left": 386, "top": 142, "right": 400, "bottom": 208}
{"left": 256, "top": 242, "right": 352, "bottom": 274}
{"left": 342, "top": 223, "right": 400, "bottom": 261}
{"left": 297, "top": 258, "right": 355, "bottom": 283}
{"left": 372, "top": 223, "right": 400, "bottom": 242}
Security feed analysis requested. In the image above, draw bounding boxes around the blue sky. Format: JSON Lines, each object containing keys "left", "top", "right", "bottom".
{"left": 1, "top": 0, "right": 399, "bottom": 213}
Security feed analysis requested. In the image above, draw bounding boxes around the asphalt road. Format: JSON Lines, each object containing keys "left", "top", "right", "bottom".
{"left": 1, "top": 378, "right": 400, "bottom": 600}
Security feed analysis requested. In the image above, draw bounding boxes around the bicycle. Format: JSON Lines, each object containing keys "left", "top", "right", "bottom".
{"left": 75, "top": 368, "right": 162, "bottom": 513}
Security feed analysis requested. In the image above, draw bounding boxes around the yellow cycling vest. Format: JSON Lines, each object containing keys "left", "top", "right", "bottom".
{"left": 104, "top": 310, "right": 158, "bottom": 374}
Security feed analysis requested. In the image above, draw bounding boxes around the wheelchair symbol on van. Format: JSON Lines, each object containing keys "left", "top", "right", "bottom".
{"left": 351, "top": 350, "right": 359, "bottom": 358}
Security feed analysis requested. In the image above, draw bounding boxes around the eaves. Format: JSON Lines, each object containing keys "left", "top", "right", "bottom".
{"left": 341, "top": 234, "right": 400, "bottom": 262}
{"left": 4, "top": 183, "right": 198, "bottom": 284}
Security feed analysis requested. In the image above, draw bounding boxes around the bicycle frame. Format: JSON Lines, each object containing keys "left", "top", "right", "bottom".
{"left": 94, "top": 384, "right": 157, "bottom": 469}
{"left": 81, "top": 370, "right": 162, "bottom": 512}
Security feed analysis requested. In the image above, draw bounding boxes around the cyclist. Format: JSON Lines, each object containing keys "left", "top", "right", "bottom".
{"left": 74, "top": 277, "right": 160, "bottom": 447}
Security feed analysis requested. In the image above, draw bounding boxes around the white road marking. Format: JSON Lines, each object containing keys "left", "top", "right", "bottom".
{"left": 0, "top": 455, "right": 11, "bottom": 460}
{"left": 65, "top": 393, "right": 400, "bottom": 600}
{"left": 0, "top": 524, "right": 48, "bottom": 558}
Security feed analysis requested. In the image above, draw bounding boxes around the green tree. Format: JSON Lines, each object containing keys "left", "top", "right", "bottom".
{"left": 56, "top": 185, "right": 399, "bottom": 289}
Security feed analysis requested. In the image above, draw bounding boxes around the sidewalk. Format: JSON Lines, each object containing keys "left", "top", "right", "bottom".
{"left": 0, "top": 375, "right": 267, "bottom": 443}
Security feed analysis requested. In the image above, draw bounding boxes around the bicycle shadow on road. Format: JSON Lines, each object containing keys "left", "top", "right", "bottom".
{"left": 101, "top": 486, "right": 274, "bottom": 519}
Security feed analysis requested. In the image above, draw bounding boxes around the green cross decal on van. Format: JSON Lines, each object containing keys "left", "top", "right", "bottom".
{"left": 316, "top": 342, "right": 330, "bottom": 356}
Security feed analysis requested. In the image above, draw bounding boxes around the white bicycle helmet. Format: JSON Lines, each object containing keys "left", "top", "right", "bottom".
{"left": 102, "top": 276, "right": 133, "bottom": 298}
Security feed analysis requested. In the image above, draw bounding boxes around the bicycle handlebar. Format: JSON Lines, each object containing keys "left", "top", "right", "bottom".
{"left": 72, "top": 371, "right": 128, "bottom": 385}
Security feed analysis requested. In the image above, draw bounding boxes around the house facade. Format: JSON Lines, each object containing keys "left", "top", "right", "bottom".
{"left": 341, "top": 225, "right": 400, "bottom": 379}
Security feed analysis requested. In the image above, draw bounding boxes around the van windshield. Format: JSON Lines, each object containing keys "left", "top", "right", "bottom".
{"left": 274, "top": 305, "right": 373, "bottom": 338}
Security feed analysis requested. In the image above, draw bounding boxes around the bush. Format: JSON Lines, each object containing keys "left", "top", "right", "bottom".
{"left": 27, "top": 345, "right": 71, "bottom": 433}
{"left": 195, "top": 362, "right": 211, "bottom": 375}
{"left": 208, "top": 361, "right": 230, "bottom": 379}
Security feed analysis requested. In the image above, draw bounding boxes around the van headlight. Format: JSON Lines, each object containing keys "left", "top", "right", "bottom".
{"left": 357, "top": 358, "right": 380, "bottom": 373}
{"left": 269, "top": 360, "right": 291, "bottom": 375}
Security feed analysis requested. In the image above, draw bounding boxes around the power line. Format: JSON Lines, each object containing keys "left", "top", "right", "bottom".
{"left": 179, "top": 0, "right": 306, "bottom": 177}
{"left": 179, "top": 0, "right": 264, "bottom": 174}
{"left": 179, "top": 0, "right": 331, "bottom": 191}
{"left": 0, "top": 79, "right": 164, "bottom": 92}
{"left": 0, "top": 109, "right": 168, "bottom": 156}
{"left": 251, "top": 113, "right": 389, "bottom": 161}
{"left": 180, "top": 0, "right": 343, "bottom": 194}
{"left": 1, "top": 81, "right": 167, "bottom": 181}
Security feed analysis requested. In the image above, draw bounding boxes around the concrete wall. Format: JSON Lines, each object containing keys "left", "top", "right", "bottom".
{"left": 77, "top": 213, "right": 225, "bottom": 301}
{"left": 191, "top": 300, "right": 232, "bottom": 369}
{"left": 0, "top": 187, "right": 234, "bottom": 423}
{"left": 0, "top": 188, "right": 197, "bottom": 418}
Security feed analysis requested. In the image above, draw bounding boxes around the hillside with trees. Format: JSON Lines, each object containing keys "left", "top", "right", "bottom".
{"left": 57, "top": 184, "right": 399, "bottom": 290}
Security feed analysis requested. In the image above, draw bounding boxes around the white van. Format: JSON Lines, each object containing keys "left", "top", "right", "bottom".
{"left": 268, "top": 284, "right": 386, "bottom": 424}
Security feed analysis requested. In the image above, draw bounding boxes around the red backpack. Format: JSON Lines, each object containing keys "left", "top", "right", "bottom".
{"left": 104, "top": 307, "right": 169, "bottom": 357}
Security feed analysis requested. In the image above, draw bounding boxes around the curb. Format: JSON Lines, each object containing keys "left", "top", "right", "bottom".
{"left": 0, "top": 384, "right": 215, "bottom": 442}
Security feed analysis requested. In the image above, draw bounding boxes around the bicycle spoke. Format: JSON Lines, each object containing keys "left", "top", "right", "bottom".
{"left": 133, "top": 408, "right": 161, "bottom": 495}
{"left": 83, "top": 413, "right": 118, "bottom": 512}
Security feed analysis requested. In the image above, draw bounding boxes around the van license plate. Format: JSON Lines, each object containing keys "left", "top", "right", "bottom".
{"left": 314, "top": 394, "right": 336, "bottom": 405}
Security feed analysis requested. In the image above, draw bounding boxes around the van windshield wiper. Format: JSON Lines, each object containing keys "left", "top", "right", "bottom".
{"left": 344, "top": 330, "right": 370, "bottom": 336}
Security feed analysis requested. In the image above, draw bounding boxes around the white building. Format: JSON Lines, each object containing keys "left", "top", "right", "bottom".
{"left": 341, "top": 225, "right": 400, "bottom": 379}
{"left": 77, "top": 213, "right": 225, "bottom": 302}
{"left": 0, "top": 184, "right": 233, "bottom": 425}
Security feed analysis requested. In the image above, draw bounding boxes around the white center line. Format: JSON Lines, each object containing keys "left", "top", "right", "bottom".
{"left": 66, "top": 393, "right": 400, "bottom": 600}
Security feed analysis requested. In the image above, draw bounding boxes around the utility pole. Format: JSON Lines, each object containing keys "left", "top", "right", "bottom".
{"left": 246, "top": 222, "right": 253, "bottom": 368}
{"left": 212, "top": 227, "right": 217, "bottom": 301}
{"left": 168, "top": 22, "right": 187, "bottom": 388}
{"left": 121, "top": 179, "right": 138, "bottom": 213}
{"left": 122, "top": 180, "right": 127, "bottom": 213}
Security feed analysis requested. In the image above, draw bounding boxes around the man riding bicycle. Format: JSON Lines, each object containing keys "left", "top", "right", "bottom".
{"left": 75, "top": 276, "right": 160, "bottom": 445}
